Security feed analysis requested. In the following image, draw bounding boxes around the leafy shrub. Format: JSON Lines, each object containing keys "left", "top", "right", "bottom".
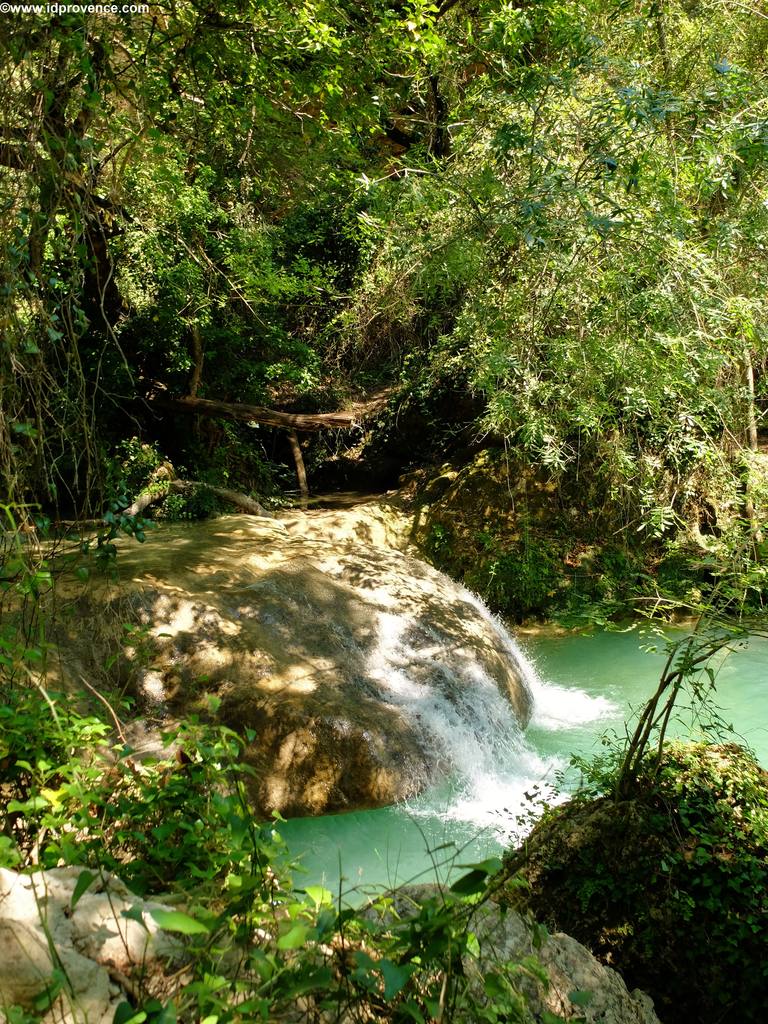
{"left": 0, "top": 683, "right": 274, "bottom": 894}
{"left": 156, "top": 484, "right": 221, "bottom": 522}
{"left": 504, "top": 741, "right": 768, "bottom": 1024}
{"left": 116, "top": 437, "right": 165, "bottom": 495}
{"left": 469, "top": 539, "right": 562, "bottom": 622}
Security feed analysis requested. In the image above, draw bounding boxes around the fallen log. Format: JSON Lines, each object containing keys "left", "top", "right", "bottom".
{"left": 150, "top": 389, "right": 394, "bottom": 433}
{"left": 125, "top": 479, "right": 270, "bottom": 518}
{"left": 148, "top": 388, "right": 394, "bottom": 498}
{"left": 152, "top": 395, "right": 358, "bottom": 432}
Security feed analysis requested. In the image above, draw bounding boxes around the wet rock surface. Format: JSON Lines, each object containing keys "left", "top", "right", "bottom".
{"left": 66, "top": 503, "right": 533, "bottom": 818}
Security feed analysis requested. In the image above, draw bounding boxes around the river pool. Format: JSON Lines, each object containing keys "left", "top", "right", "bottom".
{"left": 276, "top": 626, "right": 767, "bottom": 900}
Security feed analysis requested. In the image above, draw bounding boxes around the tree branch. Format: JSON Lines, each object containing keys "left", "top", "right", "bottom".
{"left": 0, "top": 141, "right": 38, "bottom": 171}
{"left": 124, "top": 479, "right": 270, "bottom": 518}
{"left": 150, "top": 391, "right": 392, "bottom": 433}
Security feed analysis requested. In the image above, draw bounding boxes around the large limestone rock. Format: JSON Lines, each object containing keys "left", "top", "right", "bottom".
{"left": 367, "top": 886, "right": 661, "bottom": 1024}
{"left": 470, "top": 902, "right": 661, "bottom": 1024}
{"left": 0, "top": 867, "right": 180, "bottom": 1024}
{"left": 70, "top": 504, "right": 533, "bottom": 818}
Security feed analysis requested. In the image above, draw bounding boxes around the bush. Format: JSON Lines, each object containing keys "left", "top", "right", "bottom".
{"left": 504, "top": 742, "right": 768, "bottom": 1024}
{"left": 156, "top": 483, "right": 221, "bottom": 521}
{"left": 0, "top": 683, "right": 276, "bottom": 893}
{"left": 468, "top": 538, "right": 562, "bottom": 623}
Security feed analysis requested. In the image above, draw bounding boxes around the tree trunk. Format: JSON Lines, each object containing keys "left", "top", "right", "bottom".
{"left": 744, "top": 347, "right": 759, "bottom": 454}
{"left": 743, "top": 348, "right": 763, "bottom": 546}
{"left": 188, "top": 325, "right": 204, "bottom": 398}
{"left": 287, "top": 429, "right": 309, "bottom": 505}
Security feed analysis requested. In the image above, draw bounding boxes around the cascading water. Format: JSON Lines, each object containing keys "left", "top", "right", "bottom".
{"left": 364, "top": 584, "right": 616, "bottom": 838}
{"left": 277, "top": 585, "right": 618, "bottom": 896}
{"left": 366, "top": 608, "right": 533, "bottom": 784}
{"left": 101, "top": 509, "right": 613, "bottom": 822}
{"left": 72, "top": 508, "right": 768, "bottom": 897}
{"left": 104, "top": 509, "right": 767, "bottom": 896}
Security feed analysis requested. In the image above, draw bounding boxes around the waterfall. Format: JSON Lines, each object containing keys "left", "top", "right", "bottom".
{"left": 107, "top": 508, "right": 619, "bottom": 828}
{"left": 363, "top": 582, "right": 616, "bottom": 837}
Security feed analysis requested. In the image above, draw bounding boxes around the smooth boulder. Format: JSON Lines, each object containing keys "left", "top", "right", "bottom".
{"left": 91, "top": 506, "right": 533, "bottom": 817}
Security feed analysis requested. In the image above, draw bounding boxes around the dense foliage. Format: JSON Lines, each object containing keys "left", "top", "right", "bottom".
{"left": 504, "top": 741, "right": 768, "bottom": 1024}
{"left": 1, "top": 4, "right": 768, "bottom": 1019}
{"left": 1, "top": 0, "right": 765, "bottom": 615}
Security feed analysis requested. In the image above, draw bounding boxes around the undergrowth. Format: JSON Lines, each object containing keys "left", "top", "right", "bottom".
{"left": 0, "top": 682, "right": 558, "bottom": 1024}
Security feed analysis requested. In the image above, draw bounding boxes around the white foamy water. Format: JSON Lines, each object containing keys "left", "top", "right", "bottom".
{"left": 276, "top": 586, "right": 656, "bottom": 897}
{"left": 366, "top": 608, "right": 531, "bottom": 780}
{"left": 516, "top": 643, "right": 618, "bottom": 732}
{"left": 363, "top": 584, "right": 617, "bottom": 837}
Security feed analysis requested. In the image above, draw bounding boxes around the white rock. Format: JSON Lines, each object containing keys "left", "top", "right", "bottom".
{"left": 470, "top": 901, "right": 661, "bottom": 1024}
{"left": 363, "top": 886, "right": 661, "bottom": 1024}
{"left": 0, "top": 868, "right": 181, "bottom": 1024}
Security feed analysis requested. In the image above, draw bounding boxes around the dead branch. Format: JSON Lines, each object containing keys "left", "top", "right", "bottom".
{"left": 150, "top": 389, "right": 393, "bottom": 433}
{"left": 124, "top": 479, "right": 270, "bottom": 518}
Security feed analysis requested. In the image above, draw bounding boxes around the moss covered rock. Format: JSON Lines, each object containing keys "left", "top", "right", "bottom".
{"left": 502, "top": 742, "right": 768, "bottom": 1024}
{"left": 409, "top": 449, "right": 647, "bottom": 622}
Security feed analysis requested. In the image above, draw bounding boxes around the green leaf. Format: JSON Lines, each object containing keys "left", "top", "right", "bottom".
{"left": 113, "top": 1003, "right": 147, "bottom": 1024}
{"left": 276, "top": 923, "right": 309, "bottom": 949}
{"left": 569, "top": 989, "right": 593, "bottom": 1007}
{"left": 33, "top": 970, "right": 64, "bottom": 1012}
{"left": 484, "top": 971, "right": 507, "bottom": 998}
{"left": 8, "top": 795, "right": 49, "bottom": 813}
{"left": 71, "top": 869, "right": 96, "bottom": 910}
{"left": 149, "top": 1001, "right": 176, "bottom": 1024}
{"left": 304, "top": 885, "right": 333, "bottom": 907}
{"left": 315, "top": 907, "right": 336, "bottom": 940}
{"left": 122, "top": 905, "right": 149, "bottom": 930}
{"left": 380, "top": 958, "right": 412, "bottom": 999}
{"left": 450, "top": 857, "right": 503, "bottom": 895}
{"left": 541, "top": 1012, "right": 567, "bottom": 1024}
{"left": 398, "top": 1001, "right": 426, "bottom": 1023}
{"left": 281, "top": 966, "right": 333, "bottom": 998}
{"left": 11, "top": 421, "right": 38, "bottom": 438}
{"left": 449, "top": 869, "right": 488, "bottom": 895}
{"left": 0, "top": 835, "right": 20, "bottom": 868}
{"left": 149, "top": 909, "right": 210, "bottom": 935}
{"left": 457, "top": 856, "right": 503, "bottom": 875}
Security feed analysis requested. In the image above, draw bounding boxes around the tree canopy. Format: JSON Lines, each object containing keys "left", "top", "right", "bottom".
{"left": 1, "top": 0, "right": 766, "bottom": 575}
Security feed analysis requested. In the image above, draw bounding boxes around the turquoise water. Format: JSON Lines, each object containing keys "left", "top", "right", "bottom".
{"left": 277, "top": 626, "right": 767, "bottom": 901}
{"left": 526, "top": 627, "right": 768, "bottom": 765}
